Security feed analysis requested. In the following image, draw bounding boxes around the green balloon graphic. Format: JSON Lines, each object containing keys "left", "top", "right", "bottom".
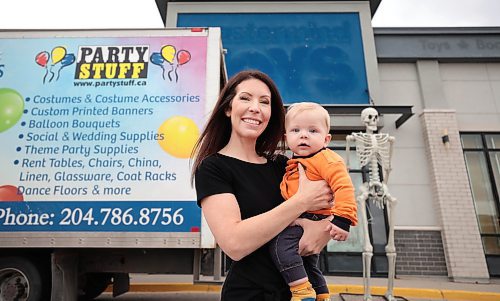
{"left": 0, "top": 88, "right": 24, "bottom": 133}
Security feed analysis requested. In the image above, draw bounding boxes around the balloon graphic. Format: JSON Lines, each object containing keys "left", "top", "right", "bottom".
{"left": 150, "top": 52, "right": 164, "bottom": 66}
{"left": 161, "top": 45, "right": 176, "bottom": 65}
{"left": 35, "top": 51, "right": 49, "bottom": 67}
{"left": 54, "top": 53, "right": 76, "bottom": 81}
{"left": 61, "top": 53, "right": 75, "bottom": 67}
{"left": 151, "top": 52, "right": 166, "bottom": 80}
{"left": 0, "top": 88, "right": 24, "bottom": 133}
{"left": 158, "top": 116, "right": 200, "bottom": 159}
{"left": 0, "top": 185, "right": 23, "bottom": 202}
{"left": 177, "top": 50, "right": 191, "bottom": 65}
{"left": 51, "top": 46, "right": 66, "bottom": 65}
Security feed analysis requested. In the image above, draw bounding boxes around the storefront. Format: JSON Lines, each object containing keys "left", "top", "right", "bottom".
{"left": 375, "top": 27, "right": 500, "bottom": 279}
{"left": 158, "top": 1, "right": 499, "bottom": 280}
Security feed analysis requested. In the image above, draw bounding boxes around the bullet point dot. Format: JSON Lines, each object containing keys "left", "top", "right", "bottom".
{"left": 16, "top": 147, "right": 21, "bottom": 152}
{"left": 21, "top": 122, "right": 26, "bottom": 126}
{"left": 14, "top": 160, "right": 19, "bottom": 165}
{"left": 25, "top": 97, "right": 30, "bottom": 102}
{"left": 24, "top": 109, "right": 28, "bottom": 114}
{"left": 18, "top": 134, "right": 24, "bottom": 139}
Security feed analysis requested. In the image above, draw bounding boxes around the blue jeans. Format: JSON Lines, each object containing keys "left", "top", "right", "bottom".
{"left": 269, "top": 216, "right": 329, "bottom": 295}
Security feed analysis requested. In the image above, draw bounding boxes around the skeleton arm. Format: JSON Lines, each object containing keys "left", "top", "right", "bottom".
{"left": 383, "top": 136, "right": 396, "bottom": 184}
{"left": 345, "top": 134, "right": 355, "bottom": 171}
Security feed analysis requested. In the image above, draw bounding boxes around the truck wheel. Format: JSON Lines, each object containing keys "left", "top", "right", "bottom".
{"left": 0, "top": 257, "right": 44, "bottom": 301}
{"left": 78, "top": 273, "right": 112, "bottom": 301}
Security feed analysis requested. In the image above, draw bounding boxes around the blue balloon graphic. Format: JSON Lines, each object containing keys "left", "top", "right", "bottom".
{"left": 61, "top": 53, "right": 76, "bottom": 67}
{"left": 54, "top": 53, "right": 76, "bottom": 81}
{"left": 151, "top": 52, "right": 167, "bottom": 79}
{"left": 151, "top": 52, "right": 164, "bottom": 66}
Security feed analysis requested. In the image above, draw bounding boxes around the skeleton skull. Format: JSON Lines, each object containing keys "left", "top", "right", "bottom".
{"left": 361, "top": 107, "right": 379, "bottom": 133}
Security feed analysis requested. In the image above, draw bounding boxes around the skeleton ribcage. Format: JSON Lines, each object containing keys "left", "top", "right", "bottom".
{"left": 353, "top": 133, "right": 391, "bottom": 175}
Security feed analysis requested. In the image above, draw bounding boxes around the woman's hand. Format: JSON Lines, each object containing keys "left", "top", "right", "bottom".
{"left": 295, "top": 163, "right": 333, "bottom": 212}
{"left": 295, "top": 218, "right": 332, "bottom": 256}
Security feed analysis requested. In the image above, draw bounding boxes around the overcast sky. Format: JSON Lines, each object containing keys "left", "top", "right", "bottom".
{"left": 372, "top": 0, "right": 500, "bottom": 27}
{"left": 0, "top": 0, "right": 499, "bottom": 29}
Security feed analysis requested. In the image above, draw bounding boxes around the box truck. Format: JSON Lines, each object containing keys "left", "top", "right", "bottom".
{"left": 0, "top": 27, "right": 224, "bottom": 300}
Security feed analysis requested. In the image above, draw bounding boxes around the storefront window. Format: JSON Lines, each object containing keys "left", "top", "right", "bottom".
{"left": 486, "top": 134, "right": 500, "bottom": 149}
{"left": 461, "top": 133, "right": 500, "bottom": 255}
{"left": 461, "top": 134, "right": 483, "bottom": 149}
{"left": 327, "top": 171, "right": 364, "bottom": 253}
{"left": 327, "top": 135, "right": 372, "bottom": 254}
{"left": 323, "top": 133, "right": 390, "bottom": 275}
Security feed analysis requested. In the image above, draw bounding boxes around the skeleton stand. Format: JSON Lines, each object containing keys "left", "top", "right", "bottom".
{"left": 346, "top": 108, "right": 397, "bottom": 301}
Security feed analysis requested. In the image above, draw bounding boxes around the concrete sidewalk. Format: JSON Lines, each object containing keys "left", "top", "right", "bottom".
{"left": 110, "top": 274, "right": 500, "bottom": 301}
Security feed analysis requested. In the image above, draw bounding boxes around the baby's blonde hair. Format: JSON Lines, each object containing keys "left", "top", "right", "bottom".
{"left": 285, "top": 102, "right": 330, "bottom": 132}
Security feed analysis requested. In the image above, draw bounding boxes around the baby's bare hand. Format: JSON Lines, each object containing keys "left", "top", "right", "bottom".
{"left": 330, "top": 224, "right": 349, "bottom": 241}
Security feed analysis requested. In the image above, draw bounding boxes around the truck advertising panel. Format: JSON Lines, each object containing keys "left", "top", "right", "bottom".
{"left": 0, "top": 30, "right": 210, "bottom": 238}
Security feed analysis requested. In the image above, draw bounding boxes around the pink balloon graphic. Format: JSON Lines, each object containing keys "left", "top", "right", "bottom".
{"left": 0, "top": 185, "right": 24, "bottom": 202}
{"left": 177, "top": 50, "right": 191, "bottom": 66}
{"left": 35, "top": 51, "right": 49, "bottom": 67}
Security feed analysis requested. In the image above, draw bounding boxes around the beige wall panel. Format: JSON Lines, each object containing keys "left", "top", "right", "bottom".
{"left": 379, "top": 80, "right": 423, "bottom": 107}
{"left": 440, "top": 63, "right": 489, "bottom": 80}
{"left": 456, "top": 113, "right": 500, "bottom": 131}
{"left": 491, "top": 80, "right": 500, "bottom": 110}
{"left": 378, "top": 63, "right": 418, "bottom": 80}
{"left": 389, "top": 147, "right": 431, "bottom": 185}
{"left": 486, "top": 63, "right": 500, "bottom": 80}
{"left": 381, "top": 114, "right": 425, "bottom": 148}
{"left": 443, "top": 81, "right": 497, "bottom": 113}
{"left": 391, "top": 184, "right": 437, "bottom": 227}
{"left": 376, "top": 63, "right": 437, "bottom": 227}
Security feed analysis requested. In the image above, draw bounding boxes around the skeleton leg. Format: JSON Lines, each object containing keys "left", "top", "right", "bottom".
{"left": 384, "top": 192, "right": 397, "bottom": 301}
{"left": 358, "top": 187, "right": 373, "bottom": 301}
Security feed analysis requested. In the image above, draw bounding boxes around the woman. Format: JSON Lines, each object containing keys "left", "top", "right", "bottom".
{"left": 191, "top": 70, "right": 334, "bottom": 300}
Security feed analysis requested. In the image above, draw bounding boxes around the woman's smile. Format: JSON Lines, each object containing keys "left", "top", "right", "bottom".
{"left": 227, "top": 78, "right": 272, "bottom": 140}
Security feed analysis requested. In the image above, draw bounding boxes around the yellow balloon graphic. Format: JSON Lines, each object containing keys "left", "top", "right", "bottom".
{"left": 161, "top": 45, "right": 176, "bottom": 64}
{"left": 158, "top": 116, "right": 200, "bottom": 159}
{"left": 51, "top": 46, "right": 66, "bottom": 65}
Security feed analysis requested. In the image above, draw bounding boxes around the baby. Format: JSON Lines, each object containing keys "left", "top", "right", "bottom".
{"left": 270, "top": 102, "right": 358, "bottom": 301}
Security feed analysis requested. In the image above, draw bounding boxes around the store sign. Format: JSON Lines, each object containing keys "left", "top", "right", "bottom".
{"left": 178, "top": 13, "right": 369, "bottom": 104}
{"left": 376, "top": 33, "right": 500, "bottom": 60}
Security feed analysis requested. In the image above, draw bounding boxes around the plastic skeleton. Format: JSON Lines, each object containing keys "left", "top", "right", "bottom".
{"left": 345, "top": 108, "right": 397, "bottom": 301}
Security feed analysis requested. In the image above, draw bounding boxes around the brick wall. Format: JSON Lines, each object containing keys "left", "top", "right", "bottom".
{"left": 420, "top": 110, "right": 489, "bottom": 282}
{"left": 395, "top": 230, "right": 447, "bottom": 276}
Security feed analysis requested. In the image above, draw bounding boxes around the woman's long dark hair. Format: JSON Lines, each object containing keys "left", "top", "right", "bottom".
{"left": 190, "top": 70, "right": 286, "bottom": 184}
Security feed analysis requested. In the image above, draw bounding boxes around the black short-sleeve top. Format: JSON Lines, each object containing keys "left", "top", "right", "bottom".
{"left": 195, "top": 153, "right": 290, "bottom": 301}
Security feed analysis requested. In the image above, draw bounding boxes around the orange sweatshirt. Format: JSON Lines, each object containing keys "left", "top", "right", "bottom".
{"left": 280, "top": 148, "right": 358, "bottom": 226}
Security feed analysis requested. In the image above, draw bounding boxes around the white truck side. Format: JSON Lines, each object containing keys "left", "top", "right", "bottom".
{"left": 0, "top": 28, "right": 223, "bottom": 301}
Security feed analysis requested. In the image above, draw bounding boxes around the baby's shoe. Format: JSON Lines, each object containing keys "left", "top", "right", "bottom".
{"left": 290, "top": 296, "right": 315, "bottom": 301}
{"left": 316, "top": 293, "right": 331, "bottom": 301}
{"left": 290, "top": 281, "right": 316, "bottom": 301}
